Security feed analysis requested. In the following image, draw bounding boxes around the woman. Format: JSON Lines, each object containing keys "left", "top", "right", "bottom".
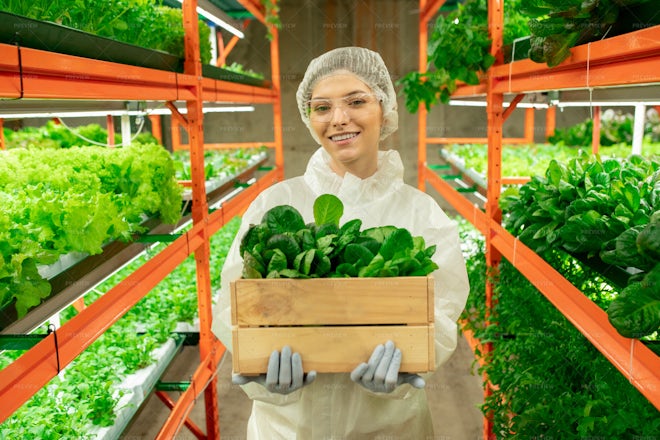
{"left": 212, "top": 46, "right": 469, "bottom": 438}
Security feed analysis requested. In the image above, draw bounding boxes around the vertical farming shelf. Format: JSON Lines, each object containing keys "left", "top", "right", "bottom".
{"left": 0, "top": 1, "right": 283, "bottom": 438}
{"left": 417, "top": 1, "right": 660, "bottom": 437}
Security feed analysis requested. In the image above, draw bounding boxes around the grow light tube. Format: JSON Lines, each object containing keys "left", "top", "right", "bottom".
{"left": 0, "top": 106, "right": 255, "bottom": 119}
{"left": 449, "top": 100, "right": 549, "bottom": 109}
{"left": 177, "top": 0, "right": 244, "bottom": 38}
{"left": 449, "top": 99, "right": 660, "bottom": 108}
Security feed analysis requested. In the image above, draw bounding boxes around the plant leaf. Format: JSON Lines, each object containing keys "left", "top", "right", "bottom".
{"left": 313, "top": 194, "right": 343, "bottom": 226}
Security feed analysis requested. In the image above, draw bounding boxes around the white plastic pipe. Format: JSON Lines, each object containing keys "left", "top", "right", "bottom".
{"left": 121, "top": 114, "right": 131, "bottom": 147}
{"left": 632, "top": 104, "right": 645, "bottom": 155}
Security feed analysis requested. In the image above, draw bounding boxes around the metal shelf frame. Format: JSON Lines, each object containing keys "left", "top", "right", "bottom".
{"left": 417, "top": 1, "right": 660, "bottom": 438}
{"left": 0, "top": 1, "right": 283, "bottom": 438}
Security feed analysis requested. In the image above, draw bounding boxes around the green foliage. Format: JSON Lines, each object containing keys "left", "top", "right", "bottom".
{"left": 240, "top": 194, "right": 438, "bottom": 279}
{"left": 0, "top": 218, "right": 241, "bottom": 437}
{"left": 222, "top": 62, "right": 265, "bottom": 80}
{"left": 3, "top": 119, "right": 164, "bottom": 149}
{"left": 171, "top": 147, "right": 267, "bottom": 181}
{"left": 0, "top": 143, "right": 182, "bottom": 317}
{"left": 523, "top": 0, "right": 659, "bottom": 67}
{"left": 398, "top": 0, "right": 530, "bottom": 112}
{"left": 501, "top": 153, "right": 660, "bottom": 338}
{"left": 0, "top": 0, "right": 212, "bottom": 64}
{"left": 260, "top": 0, "right": 282, "bottom": 41}
{"left": 608, "top": 263, "right": 660, "bottom": 338}
{"left": 458, "top": 218, "right": 660, "bottom": 437}
{"left": 549, "top": 109, "right": 660, "bottom": 147}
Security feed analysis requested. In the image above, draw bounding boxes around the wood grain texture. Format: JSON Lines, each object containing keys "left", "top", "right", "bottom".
{"left": 231, "top": 276, "right": 432, "bottom": 326}
{"left": 233, "top": 325, "right": 434, "bottom": 374}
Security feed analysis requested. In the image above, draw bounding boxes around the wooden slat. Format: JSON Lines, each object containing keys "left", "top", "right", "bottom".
{"left": 233, "top": 325, "right": 434, "bottom": 374}
{"left": 231, "top": 276, "right": 432, "bottom": 326}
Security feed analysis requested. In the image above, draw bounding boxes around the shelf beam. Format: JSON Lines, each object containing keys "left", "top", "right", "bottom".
{"left": 451, "top": 25, "right": 660, "bottom": 98}
{"left": 0, "top": 43, "right": 277, "bottom": 104}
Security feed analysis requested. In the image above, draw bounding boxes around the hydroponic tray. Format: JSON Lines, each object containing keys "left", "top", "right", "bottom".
{"left": 181, "top": 151, "right": 269, "bottom": 202}
{"left": 0, "top": 217, "right": 187, "bottom": 334}
{"left": 88, "top": 337, "right": 183, "bottom": 440}
{"left": 0, "top": 11, "right": 269, "bottom": 87}
{"left": 438, "top": 149, "right": 488, "bottom": 197}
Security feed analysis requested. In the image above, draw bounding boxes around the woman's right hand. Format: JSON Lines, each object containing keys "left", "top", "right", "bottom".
{"left": 350, "top": 340, "right": 426, "bottom": 393}
{"left": 232, "top": 346, "right": 317, "bottom": 395}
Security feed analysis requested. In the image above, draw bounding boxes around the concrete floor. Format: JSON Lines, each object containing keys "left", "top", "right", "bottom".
{"left": 122, "top": 334, "right": 484, "bottom": 439}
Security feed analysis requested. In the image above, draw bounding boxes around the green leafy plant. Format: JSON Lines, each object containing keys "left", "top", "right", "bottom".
{"left": 260, "top": 0, "right": 281, "bottom": 41}
{"left": 501, "top": 153, "right": 660, "bottom": 339}
{"left": 0, "top": 0, "right": 212, "bottom": 64}
{"left": 3, "top": 119, "right": 164, "bottom": 149}
{"left": 0, "top": 218, "right": 241, "bottom": 437}
{"left": 523, "top": 0, "right": 659, "bottom": 67}
{"left": 0, "top": 143, "right": 182, "bottom": 318}
{"left": 240, "top": 194, "right": 438, "bottom": 279}
{"left": 549, "top": 109, "right": 660, "bottom": 147}
{"left": 458, "top": 218, "right": 660, "bottom": 437}
{"left": 222, "top": 62, "right": 265, "bottom": 80}
{"left": 398, "top": 0, "right": 530, "bottom": 112}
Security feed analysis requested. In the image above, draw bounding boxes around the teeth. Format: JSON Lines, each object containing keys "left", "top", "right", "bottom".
{"left": 331, "top": 133, "right": 358, "bottom": 142}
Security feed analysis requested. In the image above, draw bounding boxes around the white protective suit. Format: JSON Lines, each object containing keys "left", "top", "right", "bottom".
{"left": 212, "top": 147, "right": 470, "bottom": 439}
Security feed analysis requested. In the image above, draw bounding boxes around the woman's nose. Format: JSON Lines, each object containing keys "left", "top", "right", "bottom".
{"left": 330, "top": 106, "right": 350, "bottom": 125}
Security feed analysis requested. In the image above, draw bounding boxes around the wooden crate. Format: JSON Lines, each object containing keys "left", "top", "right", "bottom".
{"left": 231, "top": 276, "right": 435, "bottom": 375}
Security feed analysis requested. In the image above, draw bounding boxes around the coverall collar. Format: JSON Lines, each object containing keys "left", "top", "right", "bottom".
{"left": 303, "top": 147, "right": 405, "bottom": 205}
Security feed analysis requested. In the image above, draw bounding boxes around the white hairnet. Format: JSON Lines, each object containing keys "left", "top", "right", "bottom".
{"left": 296, "top": 47, "right": 398, "bottom": 143}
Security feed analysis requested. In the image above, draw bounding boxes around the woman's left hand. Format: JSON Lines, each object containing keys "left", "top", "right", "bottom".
{"left": 233, "top": 346, "right": 317, "bottom": 395}
{"left": 350, "top": 340, "right": 426, "bottom": 393}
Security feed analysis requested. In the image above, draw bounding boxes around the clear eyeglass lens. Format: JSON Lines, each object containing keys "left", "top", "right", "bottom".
{"left": 307, "top": 93, "right": 377, "bottom": 122}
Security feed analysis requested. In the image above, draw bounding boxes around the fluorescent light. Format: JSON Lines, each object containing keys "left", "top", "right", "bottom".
{"left": 0, "top": 106, "right": 255, "bottom": 119}
{"left": 151, "top": 105, "right": 255, "bottom": 115}
{"left": 448, "top": 100, "right": 548, "bottom": 109}
{"left": 555, "top": 101, "right": 660, "bottom": 108}
{"left": 177, "top": 0, "right": 244, "bottom": 38}
{"left": 448, "top": 99, "right": 660, "bottom": 108}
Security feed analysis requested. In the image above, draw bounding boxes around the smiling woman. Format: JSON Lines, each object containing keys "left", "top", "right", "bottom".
{"left": 212, "top": 46, "right": 469, "bottom": 440}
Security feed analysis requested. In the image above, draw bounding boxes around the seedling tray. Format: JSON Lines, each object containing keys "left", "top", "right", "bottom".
{"left": 231, "top": 276, "right": 435, "bottom": 375}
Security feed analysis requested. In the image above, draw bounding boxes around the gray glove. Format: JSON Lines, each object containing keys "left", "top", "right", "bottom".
{"left": 232, "top": 346, "right": 317, "bottom": 395}
{"left": 350, "top": 340, "right": 426, "bottom": 393}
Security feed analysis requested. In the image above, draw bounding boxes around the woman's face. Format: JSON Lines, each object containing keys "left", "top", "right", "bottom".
{"left": 309, "top": 72, "right": 383, "bottom": 178}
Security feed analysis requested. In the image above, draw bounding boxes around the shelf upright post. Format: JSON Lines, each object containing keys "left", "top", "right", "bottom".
{"left": 545, "top": 106, "right": 556, "bottom": 140}
{"left": 181, "top": 0, "right": 220, "bottom": 438}
{"left": 268, "top": 4, "right": 284, "bottom": 177}
{"left": 0, "top": 118, "right": 5, "bottom": 149}
{"left": 106, "top": 114, "right": 115, "bottom": 147}
{"left": 484, "top": 0, "right": 504, "bottom": 438}
{"left": 417, "top": 0, "right": 430, "bottom": 191}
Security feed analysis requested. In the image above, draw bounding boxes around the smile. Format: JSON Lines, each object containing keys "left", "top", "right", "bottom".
{"left": 329, "top": 132, "right": 359, "bottom": 142}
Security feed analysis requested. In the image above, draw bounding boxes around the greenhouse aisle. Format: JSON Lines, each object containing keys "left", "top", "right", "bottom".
{"left": 122, "top": 334, "right": 483, "bottom": 439}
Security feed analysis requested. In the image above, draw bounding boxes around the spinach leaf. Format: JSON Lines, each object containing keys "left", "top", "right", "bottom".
{"left": 608, "top": 264, "right": 660, "bottom": 338}
{"left": 263, "top": 205, "right": 305, "bottom": 234}
{"left": 313, "top": 194, "right": 343, "bottom": 226}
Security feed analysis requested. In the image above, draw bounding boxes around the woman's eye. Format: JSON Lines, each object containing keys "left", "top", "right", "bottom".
{"left": 313, "top": 104, "right": 331, "bottom": 112}
{"left": 348, "top": 98, "right": 366, "bottom": 106}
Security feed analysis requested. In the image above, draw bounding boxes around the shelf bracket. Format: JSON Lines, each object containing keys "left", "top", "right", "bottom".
{"left": 166, "top": 101, "right": 189, "bottom": 127}
{"left": 502, "top": 93, "right": 525, "bottom": 122}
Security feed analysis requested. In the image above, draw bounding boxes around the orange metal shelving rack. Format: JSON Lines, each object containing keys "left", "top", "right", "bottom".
{"left": 418, "top": 1, "right": 660, "bottom": 438}
{"left": 0, "top": 1, "right": 283, "bottom": 438}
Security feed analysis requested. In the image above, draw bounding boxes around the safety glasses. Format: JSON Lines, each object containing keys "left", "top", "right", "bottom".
{"left": 306, "top": 93, "right": 380, "bottom": 123}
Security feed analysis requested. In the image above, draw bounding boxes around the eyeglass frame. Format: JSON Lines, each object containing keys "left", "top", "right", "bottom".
{"left": 305, "top": 92, "right": 382, "bottom": 123}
